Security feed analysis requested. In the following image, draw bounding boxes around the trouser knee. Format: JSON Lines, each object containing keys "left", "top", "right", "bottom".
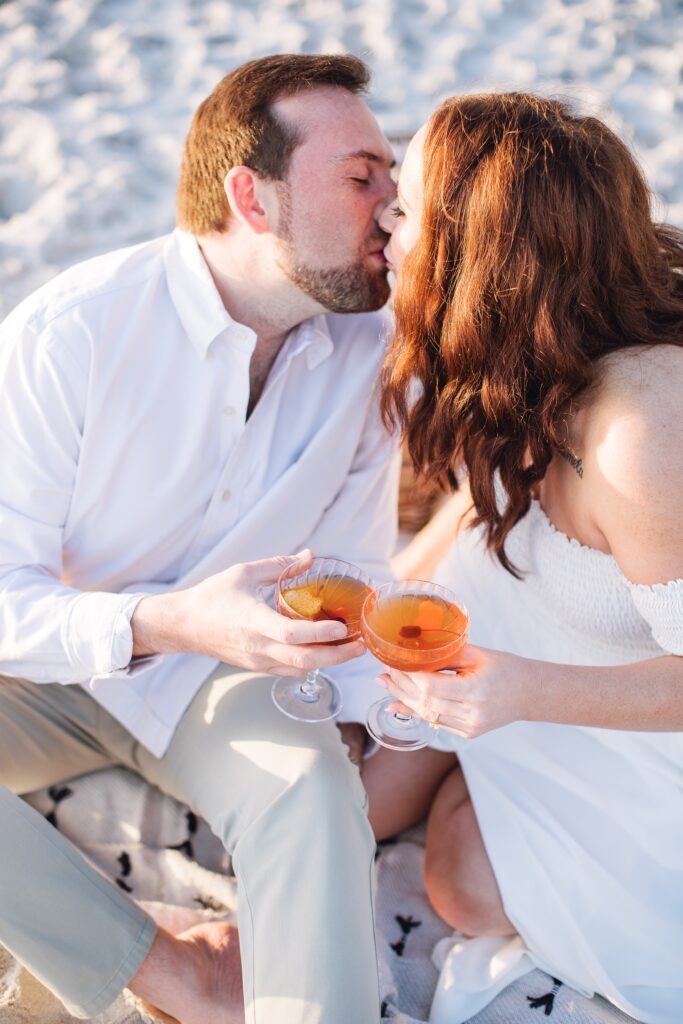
{"left": 290, "top": 746, "right": 369, "bottom": 824}
{"left": 233, "top": 744, "right": 373, "bottom": 860}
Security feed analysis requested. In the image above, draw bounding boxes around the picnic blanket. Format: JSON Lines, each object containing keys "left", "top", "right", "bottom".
{"left": 0, "top": 766, "right": 638, "bottom": 1024}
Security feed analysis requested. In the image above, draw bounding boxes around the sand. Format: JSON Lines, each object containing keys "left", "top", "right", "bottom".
{"left": 1, "top": 0, "right": 683, "bottom": 319}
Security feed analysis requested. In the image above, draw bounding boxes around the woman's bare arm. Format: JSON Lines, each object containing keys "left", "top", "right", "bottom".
{"left": 391, "top": 484, "right": 474, "bottom": 580}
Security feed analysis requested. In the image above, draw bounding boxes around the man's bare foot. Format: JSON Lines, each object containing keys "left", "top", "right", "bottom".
{"left": 128, "top": 921, "right": 244, "bottom": 1024}
{"left": 134, "top": 997, "right": 179, "bottom": 1024}
{"left": 139, "top": 902, "right": 211, "bottom": 936}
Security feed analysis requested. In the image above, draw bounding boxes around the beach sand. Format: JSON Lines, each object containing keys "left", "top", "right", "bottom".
{"left": 1, "top": 0, "right": 682, "bottom": 319}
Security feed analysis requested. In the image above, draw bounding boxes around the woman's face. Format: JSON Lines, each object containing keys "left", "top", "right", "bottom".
{"left": 379, "top": 123, "right": 426, "bottom": 272}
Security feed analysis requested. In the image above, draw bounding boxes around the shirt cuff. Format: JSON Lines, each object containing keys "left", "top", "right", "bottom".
{"left": 61, "top": 591, "right": 149, "bottom": 681}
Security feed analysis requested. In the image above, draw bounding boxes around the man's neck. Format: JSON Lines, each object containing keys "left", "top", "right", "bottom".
{"left": 246, "top": 333, "right": 290, "bottom": 417}
{"left": 197, "top": 232, "right": 322, "bottom": 417}
{"left": 197, "top": 232, "right": 320, "bottom": 352}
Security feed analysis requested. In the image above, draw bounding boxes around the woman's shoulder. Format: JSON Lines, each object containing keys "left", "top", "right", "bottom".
{"left": 588, "top": 344, "right": 683, "bottom": 452}
{"left": 596, "top": 342, "right": 683, "bottom": 400}
{"left": 584, "top": 344, "right": 683, "bottom": 583}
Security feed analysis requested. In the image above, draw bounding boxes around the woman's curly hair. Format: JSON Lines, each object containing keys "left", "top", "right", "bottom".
{"left": 382, "top": 92, "right": 683, "bottom": 574}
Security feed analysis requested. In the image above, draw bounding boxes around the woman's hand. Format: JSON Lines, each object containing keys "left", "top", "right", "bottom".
{"left": 377, "top": 644, "right": 538, "bottom": 739}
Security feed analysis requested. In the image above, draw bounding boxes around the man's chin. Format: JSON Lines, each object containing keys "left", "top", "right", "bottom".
{"left": 361, "top": 280, "right": 391, "bottom": 313}
{"left": 283, "top": 256, "right": 390, "bottom": 314}
{"left": 331, "top": 271, "right": 390, "bottom": 314}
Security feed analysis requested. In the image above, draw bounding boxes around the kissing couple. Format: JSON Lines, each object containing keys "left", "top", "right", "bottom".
{"left": 1, "top": 52, "right": 681, "bottom": 1024}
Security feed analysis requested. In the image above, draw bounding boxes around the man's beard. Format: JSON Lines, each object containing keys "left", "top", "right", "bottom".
{"left": 276, "top": 185, "right": 390, "bottom": 313}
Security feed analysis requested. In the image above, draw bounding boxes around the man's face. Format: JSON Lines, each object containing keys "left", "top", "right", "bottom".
{"left": 271, "top": 87, "right": 396, "bottom": 313}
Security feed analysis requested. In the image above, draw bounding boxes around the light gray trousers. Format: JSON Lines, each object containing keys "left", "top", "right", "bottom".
{"left": 0, "top": 665, "right": 380, "bottom": 1022}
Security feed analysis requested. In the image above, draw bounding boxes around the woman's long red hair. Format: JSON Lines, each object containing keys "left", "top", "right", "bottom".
{"left": 382, "top": 93, "right": 683, "bottom": 573}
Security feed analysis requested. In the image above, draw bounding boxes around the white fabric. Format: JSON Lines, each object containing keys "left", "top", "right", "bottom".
{"left": 625, "top": 578, "right": 683, "bottom": 656}
{"left": 430, "top": 934, "right": 534, "bottom": 1022}
{"left": 0, "top": 230, "right": 399, "bottom": 755}
{"left": 1, "top": 768, "right": 639, "bottom": 1024}
{"left": 429, "top": 499, "right": 683, "bottom": 1024}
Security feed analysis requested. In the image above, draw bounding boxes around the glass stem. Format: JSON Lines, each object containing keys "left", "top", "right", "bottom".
{"left": 299, "top": 669, "right": 321, "bottom": 700}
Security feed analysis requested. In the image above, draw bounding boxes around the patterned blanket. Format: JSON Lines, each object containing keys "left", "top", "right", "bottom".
{"left": 0, "top": 767, "right": 636, "bottom": 1024}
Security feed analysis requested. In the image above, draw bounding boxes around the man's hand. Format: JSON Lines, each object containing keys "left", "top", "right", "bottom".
{"left": 132, "top": 550, "right": 365, "bottom": 676}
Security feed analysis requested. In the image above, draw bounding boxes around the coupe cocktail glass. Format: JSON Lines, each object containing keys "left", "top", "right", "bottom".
{"left": 360, "top": 580, "right": 469, "bottom": 750}
{"left": 271, "top": 556, "right": 374, "bottom": 722}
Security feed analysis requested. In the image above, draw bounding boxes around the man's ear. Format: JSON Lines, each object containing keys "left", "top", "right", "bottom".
{"left": 224, "top": 166, "right": 274, "bottom": 235}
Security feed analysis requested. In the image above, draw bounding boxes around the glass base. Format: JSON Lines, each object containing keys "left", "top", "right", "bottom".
{"left": 271, "top": 673, "right": 342, "bottom": 723}
{"left": 366, "top": 698, "right": 430, "bottom": 751}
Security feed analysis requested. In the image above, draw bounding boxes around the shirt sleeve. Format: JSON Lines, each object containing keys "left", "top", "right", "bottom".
{"left": 0, "top": 314, "right": 145, "bottom": 684}
{"left": 303, "top": 385, "right": 402, "bottom": 723}
{"left": 624, "top": 577, "right": 683, "bottom": 656}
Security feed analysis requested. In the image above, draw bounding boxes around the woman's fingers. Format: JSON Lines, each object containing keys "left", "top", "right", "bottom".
{"left": 386, "top": 700, "right": 471, "bottom": 737}
{"left": 378, "top": 670, "right": 419, "bottom": 699}
{"left": 386, "top": 699, "right": 416, "bottom": 716}
{"left": 385, "top": 691, "right": 468, "bottom": 724}
{"left": 381, "top": 668, "right": 468, "bottom": 705}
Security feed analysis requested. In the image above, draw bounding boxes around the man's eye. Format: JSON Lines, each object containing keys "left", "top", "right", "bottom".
{"left": 350, "top": 177, "right": 370, "bottom": 185}
{"left": 390, "top": 203, "right": 404, "bottom": 218}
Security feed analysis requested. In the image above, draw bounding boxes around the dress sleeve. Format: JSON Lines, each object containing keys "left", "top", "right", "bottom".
{"left": 624, "top": 577, "right": 683, "bottom": 656}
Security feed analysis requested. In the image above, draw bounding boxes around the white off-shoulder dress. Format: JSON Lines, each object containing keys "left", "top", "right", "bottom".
{"left": 427, "top": 499, "right": 683, "bottom": 1024}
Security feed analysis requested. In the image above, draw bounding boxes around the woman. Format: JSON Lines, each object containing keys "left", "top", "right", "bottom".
{"left": 363, "top": 93, "right": 683, "bottom": 1023}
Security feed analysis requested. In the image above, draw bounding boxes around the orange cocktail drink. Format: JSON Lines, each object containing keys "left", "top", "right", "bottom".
{"left": 361, "top": 580, "right": 469, "bottom": 751}
{"left": 361, "top": 583, "right": 468, "bottom": 671}
{"left": 278, "top": 572, "right": 373, "bottom": 646}
{"left": 271, "top": 556, "right": 374, "bottom": 722}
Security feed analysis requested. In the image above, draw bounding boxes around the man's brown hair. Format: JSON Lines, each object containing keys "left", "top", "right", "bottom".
{"left": 176, "top": 53, "right": 370, "bottom": 235}
{"left": 381, "top": 92, "right": 683, "bottom": 574}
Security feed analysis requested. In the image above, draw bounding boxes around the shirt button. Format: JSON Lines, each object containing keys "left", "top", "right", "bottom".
{"left": 222, "top": 489, "right": 232, "bottom": 502}
{"left": 223, "top": 405, "right": 237, "bottom": 417}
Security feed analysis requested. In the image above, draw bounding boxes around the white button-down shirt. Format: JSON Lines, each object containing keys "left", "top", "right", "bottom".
{"left": 0, "top": 230, "right": 399, "bottom": 755}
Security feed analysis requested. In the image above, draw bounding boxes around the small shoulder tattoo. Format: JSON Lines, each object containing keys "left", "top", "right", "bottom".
{"left": 559, "top": 448, "right": 584, "bottom": 479}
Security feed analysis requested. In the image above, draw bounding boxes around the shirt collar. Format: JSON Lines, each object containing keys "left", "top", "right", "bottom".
{"left": 297, "top": 315, "right": 335, "bottom": 370}
{"left": 164, "top": 229, "right": 335, "bottom": 369}
{"left": 163, "top": 229, "right": 257, "bottom": 358}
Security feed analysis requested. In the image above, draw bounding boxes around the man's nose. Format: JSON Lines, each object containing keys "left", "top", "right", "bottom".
{"left": 377, "top": 203, "right": 394, "bottom": 236}
{"left": 382, "top": 175, "right": 397, "bottom": 204}
{"left": 374, "top": 178, "right": 397, "bottom": 221}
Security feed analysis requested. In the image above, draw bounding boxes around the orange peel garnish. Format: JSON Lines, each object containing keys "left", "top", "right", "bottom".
{"left": 283, "top": 587, "right": 323, "bottom": 618}
{"left": 415, "top": 599, "right": 444, "bottom": 631}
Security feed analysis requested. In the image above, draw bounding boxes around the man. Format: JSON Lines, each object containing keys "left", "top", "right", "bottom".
{"left": 0, "top": 54, "right": 399, "bottom": 1023}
